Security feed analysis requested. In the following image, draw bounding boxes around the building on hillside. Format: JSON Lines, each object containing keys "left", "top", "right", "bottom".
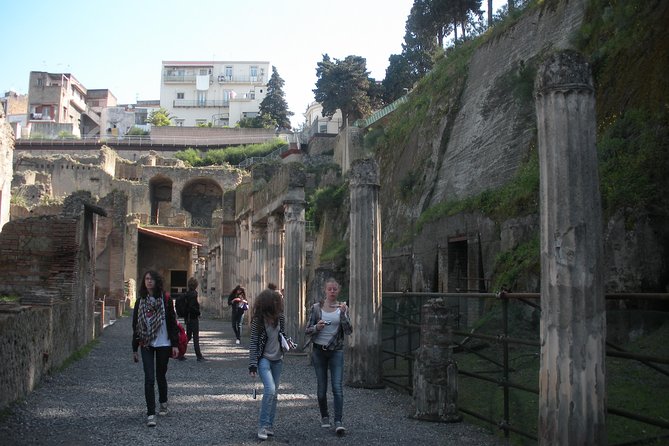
{"left": 1, "top": 91, "right": 28, "bottom": 139}
{"left": 302, "top": 101, "right": 342, "bottom": 139}
{"left": 26, "top": 71, "right": 115, "bottom": 139}
{"left": 160, "top": 61, "right": 270, "bottom": 127}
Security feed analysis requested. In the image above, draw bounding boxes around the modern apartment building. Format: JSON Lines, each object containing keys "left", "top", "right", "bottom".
{"left": 27, "top": 71, "right": 115, "bottom": 138}
{"left": 1, "top": 91, "right": 28, "bottom": 138}
{"left": 160, "top": 61, "right": 270, "bottom": 127}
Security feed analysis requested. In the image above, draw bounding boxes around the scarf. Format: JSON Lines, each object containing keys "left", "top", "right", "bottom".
{"left": 137, "top": 294, "right": 165, "bottom": 346}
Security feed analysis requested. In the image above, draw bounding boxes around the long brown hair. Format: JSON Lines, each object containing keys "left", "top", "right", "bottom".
{"left": 139, "top": 270, "right": 164, "bottom": 299}
{"left": 252, "top": 289, "right": 283, "bottom": 326}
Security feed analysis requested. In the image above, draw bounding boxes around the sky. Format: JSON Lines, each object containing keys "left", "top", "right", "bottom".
{"left": 1, "top": 0, "right": 504, "bottom": 128}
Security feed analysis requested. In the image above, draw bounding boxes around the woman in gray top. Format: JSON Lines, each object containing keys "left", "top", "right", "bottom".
{"left": 248, "top": 288, "right": 286, "bottom": 440}
{"left": 304, "top": 278, "right": 352, "bottom": 436}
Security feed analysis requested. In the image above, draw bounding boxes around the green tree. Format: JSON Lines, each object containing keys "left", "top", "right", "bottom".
{"left": 313, "top": 54, "right": 372, "bottom": 127}
{"left": 406, "top": 0, "right": 482, "bottom": 47}
{"left": 146, "top": 107, "right": 173, "bottom": 126}
{"left": 237, "top": 116, "right": 264, "bottom": 128}
{"left": 259, "top": 66, "right": 293, "bottom": 130}
{"left": 383, "top": 54, "right": 413, "bottom": 102}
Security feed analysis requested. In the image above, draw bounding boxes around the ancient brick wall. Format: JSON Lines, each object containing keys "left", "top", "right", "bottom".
{"left": 0, "top": 209, "right": 98, "bottom": 411}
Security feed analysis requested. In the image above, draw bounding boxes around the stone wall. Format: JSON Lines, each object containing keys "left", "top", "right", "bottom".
{"left": 0, "top": 106, "right": 13, "bottom": 231}
{"left": 0, "top": 206, "right": 99, "bottom": 411}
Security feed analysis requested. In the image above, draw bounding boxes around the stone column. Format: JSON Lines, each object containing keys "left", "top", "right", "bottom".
{"left": 535, "top": 50, "right": 606, "bottom": 446}
{"left": 250, "top": 224, "right": 266, "bottom": 302}
{"left": 237, "top": 216, "right": 251, "bottom": 290}
{"left": 266, "top": 213, "right": 284, "bottom": 289}
{"left": 283, "top": 200, "right": 306, "bottom": 346}
{"left": 346, "top": 158, "right": 383, "bottom": 388}
{"left": 412, "top": 298, "right": 461, "bottom": 422}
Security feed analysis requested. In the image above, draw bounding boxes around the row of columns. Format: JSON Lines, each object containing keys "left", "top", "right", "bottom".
{"left": 222, "top": 158, "right": 385, "bottom": 389}
{"left": 229, "top": 200, "right": 308, "bottom": 346}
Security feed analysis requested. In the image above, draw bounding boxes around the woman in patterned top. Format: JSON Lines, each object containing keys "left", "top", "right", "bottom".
{"left": 131, "top": 270, "right": 179, "bottom": 427}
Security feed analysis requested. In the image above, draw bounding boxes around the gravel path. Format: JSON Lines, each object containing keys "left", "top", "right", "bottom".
{"left": 0, "top": 315, "right": 505, "bottom": 445}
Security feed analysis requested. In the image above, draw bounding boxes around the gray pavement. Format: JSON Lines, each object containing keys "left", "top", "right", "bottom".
{"left": 0, "top": 314, "right": 505, "bottom": 445}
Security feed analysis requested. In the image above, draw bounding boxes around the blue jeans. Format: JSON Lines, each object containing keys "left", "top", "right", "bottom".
{"left": 258, "top": 357, "right": 283, "bottom": 429}
{"left": 312, "top": 348, "right": 344, "bottom": 422}
{"left": 140, "top": 346, "right": 171, "bottom": 416}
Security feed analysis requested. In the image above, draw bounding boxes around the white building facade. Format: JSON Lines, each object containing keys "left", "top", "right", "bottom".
{"left": 160, "top": 61, "right": 270, "bottom": 127}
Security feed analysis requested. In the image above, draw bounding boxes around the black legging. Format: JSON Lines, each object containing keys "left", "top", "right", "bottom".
{"left": 231, "top": 308, "right": 244, "bottom": 340}
{"left": 140, "top": 345, "right": 171, "bottom": 416}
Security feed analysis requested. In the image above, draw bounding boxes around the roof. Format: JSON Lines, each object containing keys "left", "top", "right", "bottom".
{"left": 137, "top": 227, "right": 202, "bottom": 247}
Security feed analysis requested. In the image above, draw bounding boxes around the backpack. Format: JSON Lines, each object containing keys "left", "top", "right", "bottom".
{"left": 174, "top": 293, "right": 188, "bottom": 318}
{"left": 175, "top": 321, "right": 188, "bottom": 357}
{"left": 163, "top": 294, "right": 188, "bottom": 358}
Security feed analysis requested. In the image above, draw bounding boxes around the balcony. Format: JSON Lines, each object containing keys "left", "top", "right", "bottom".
{"left": 217, "top": 74, "right": 264, "bottom": 84}
{"left": 163, "top": 74, "right": 197, "bottom": 83}
{"left": 173, "top": 99, "right": 230, "bottom": 108}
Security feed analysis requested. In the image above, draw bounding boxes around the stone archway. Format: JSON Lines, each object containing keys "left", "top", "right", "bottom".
{"left": 149, "top": 175, "right": 173, "bottom": 225}
{"left": 181, "top": 178, "right": 223, "bottom": 227}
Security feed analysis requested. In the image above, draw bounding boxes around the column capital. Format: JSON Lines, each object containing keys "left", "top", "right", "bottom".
{"left": 350, "top": 158, "right": 379, "bottom": 187}
{"left": 535, "top": 50, "right": 593, "bottom": 96}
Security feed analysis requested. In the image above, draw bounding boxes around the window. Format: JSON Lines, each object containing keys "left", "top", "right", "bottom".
{"left": 37, "top": 78, "right": 43, "bottom": 87}
{"left": 195, "top": 119, "right": 207, "bottom": 126}
{"left": 197, "top": 91, "right": 206, "bottom": 106}
{"left": 225, "top": 66, "right": 233, "bottom": 80}
{"left": 199, "top": 69, "right": 209, "bottom": 75}
{"left": 250, "top": 66, "right": 258, "bottom": 82}
{"left": 175, "top": 119, "right": 184, "bottom": 127}
{"left": 249, "top": 91, "right": 255, "bottom": 100}
{"left": 177, "top": 92, "right": 184, "bottom": 99}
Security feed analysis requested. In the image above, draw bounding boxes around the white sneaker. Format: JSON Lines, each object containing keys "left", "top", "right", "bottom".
{"left": 235, "top": 339, "right": 240, "bottom": 344}
{"left": 257, "top": 427, "right": 268, "bottom": 440}
{"left": 146, "top": 415, "right": 156, "bottom": 427}
{"left": 158, "top": 402, "right": 168, "bottom": 416}
{"left": 321, "top": 416, "right": 331, "bottom": 428}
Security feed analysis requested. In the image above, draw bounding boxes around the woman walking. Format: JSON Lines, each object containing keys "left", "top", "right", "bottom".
{"left": 248, "top": 288, "right": 287, "bottom": 440}
{"left": 228, "top": 285, "right": 248, "bottom": 344}
{"left": 132, "top": 270, "right": 179, "bottom": 427}
{"left": 304, "top": 278, "right": 352, "bottom": 435}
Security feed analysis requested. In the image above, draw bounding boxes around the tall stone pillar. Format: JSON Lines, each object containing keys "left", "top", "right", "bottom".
{"left": 237, "top": 216, "right": 251, "bottom": 290}
{"left": 283, "top": 200, "right": 306, "bottom": 346}
{"left": 250, "top": 224, "right": 266, "bottom": 303}
{"left": 346, "top": 158, "right": 383, "bottom": 388}
{"left": 535, "top": 50, "right": 606, "bottom": 446}
{"left": 266, "top": 213, "right": 284, "bottom": 289}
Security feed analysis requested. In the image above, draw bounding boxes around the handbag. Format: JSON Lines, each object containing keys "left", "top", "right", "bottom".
{"left": 280, "top": 333, "right": 297, "bottom": 352}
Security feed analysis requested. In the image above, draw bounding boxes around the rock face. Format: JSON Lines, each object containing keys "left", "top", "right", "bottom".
{"left": 376, "top": 0, "right": 667, "bottom": 294}
{"left": 430, "top": 0, "right": 587, "bottom": 204}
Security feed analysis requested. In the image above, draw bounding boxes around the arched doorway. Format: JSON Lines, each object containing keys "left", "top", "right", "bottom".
{"left": 181, "top": 178, "right": 223, "bottom": 227}
{"left": 149, "top": 175, "right": 173, "bottom": 225}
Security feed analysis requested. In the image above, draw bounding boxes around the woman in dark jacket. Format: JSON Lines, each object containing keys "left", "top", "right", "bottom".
{"left": 228, "top": 285, "right": 248, "bottom": 344}
{"left": 132, "top": 270, "right": 179, "bottom": 427}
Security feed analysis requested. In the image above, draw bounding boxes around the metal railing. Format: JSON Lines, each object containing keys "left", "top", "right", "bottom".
{"left": 382, "top": 291, "right": 669, "bottom": 445}
{"left": 15, "top": 134, "right": 283, "bottom": 147}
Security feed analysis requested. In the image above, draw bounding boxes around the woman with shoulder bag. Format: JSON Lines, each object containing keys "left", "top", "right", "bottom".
{"left": 131, "top": 270, "right": 179, "bottom": 427}
{"left": 248, "top": 288, "right": 287, "bottom": 440}
{"left": 304, "top": 278, "right": 352, "bottom": 435}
